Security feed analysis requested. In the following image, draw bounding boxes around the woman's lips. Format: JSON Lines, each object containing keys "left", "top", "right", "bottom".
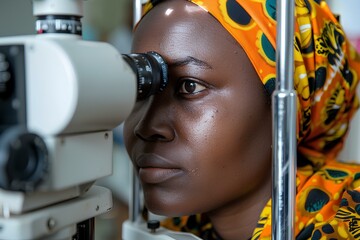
{"left": 139, "top": 167, "right": 184, "bottom": 184}
{"left": 136, "top": 154, "right": 185, "bottom": 184}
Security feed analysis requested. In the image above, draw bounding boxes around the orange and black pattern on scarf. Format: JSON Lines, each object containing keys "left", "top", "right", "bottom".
{"left": 141, "top": 0, "right": 360, "bottom": 239}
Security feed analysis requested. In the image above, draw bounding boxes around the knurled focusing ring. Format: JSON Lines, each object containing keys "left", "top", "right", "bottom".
{"left": 36, "top": 15, "right": 82, "bottom": 35}
{"left": 122, "top": 52, "right": 168, "bottom": 100}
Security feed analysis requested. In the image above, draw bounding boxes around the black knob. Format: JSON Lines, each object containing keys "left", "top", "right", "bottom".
{"left": 0, "top": 127, "right": 48, "bottom": 192}
{"left": 147, "top": 220, "right": 160, "bottom": 233}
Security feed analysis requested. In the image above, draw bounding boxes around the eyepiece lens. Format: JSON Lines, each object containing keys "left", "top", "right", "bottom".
{"left": 122, "top": 52, "right": 168, "bottom": 100}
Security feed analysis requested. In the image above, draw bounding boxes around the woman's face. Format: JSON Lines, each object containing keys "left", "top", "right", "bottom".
{"left": 124, "top": 0, "right": 272, "bottom": 216}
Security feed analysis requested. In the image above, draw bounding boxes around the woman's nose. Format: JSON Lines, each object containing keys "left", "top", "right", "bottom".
{"left": 133, "top": 95, "right": 175, "bottom": 142}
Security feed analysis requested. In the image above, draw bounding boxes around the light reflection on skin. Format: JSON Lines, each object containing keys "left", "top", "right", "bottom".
{"left": 185, "top": 4, "right": 207, "bottom": 13}
{"left": 165, "top": 3, "right": 205, "bottom": 17}
{"left": 165, "top": 8, "right": 173, "bottom": 16}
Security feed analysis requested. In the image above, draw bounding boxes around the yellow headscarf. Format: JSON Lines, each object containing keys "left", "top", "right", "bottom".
{"left": 139, "top": 0, "right": 360, "bottom": 239}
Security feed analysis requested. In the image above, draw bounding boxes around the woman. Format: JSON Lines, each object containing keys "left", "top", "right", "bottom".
{"left": 123, "top": 0, "right": 360, "bottom": 239}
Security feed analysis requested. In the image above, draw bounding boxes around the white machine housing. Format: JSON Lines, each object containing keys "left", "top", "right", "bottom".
{"left": 33, "top": 0, "right": 83, "bottom": 16}
{"left": 0, "top": 34, "right": 136, "bottom": 215}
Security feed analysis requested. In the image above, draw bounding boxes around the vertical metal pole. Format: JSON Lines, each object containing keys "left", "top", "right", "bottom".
{"left": 272, "top": 0, "right": 296, "bottom": 239}
{"left": 129, "top": 0, "right": 143, "bottom": 223}
{"left": 133, "top": 0, "right": 142, "bottom": 28}
{"left": 129, "top": 167, "right": 141, "bottom": 222}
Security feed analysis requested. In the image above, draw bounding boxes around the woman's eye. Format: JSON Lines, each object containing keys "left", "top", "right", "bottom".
{"left": 178, "top": 80, "right": 206, "bottom": 95}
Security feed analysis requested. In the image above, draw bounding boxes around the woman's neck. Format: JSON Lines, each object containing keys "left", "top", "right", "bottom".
{"left": 206, "top": 174, "right": 272, "bottom": 240}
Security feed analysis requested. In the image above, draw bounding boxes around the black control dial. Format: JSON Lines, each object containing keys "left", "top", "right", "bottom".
{"left": 0, "top": 127, "right": 49, "bottom": 192}
{"left": 36, "top": 15, "right": 82, "bottom": 35}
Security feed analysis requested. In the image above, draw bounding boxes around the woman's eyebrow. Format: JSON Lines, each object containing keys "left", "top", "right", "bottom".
{"left": 168, "top": 56, "right": 213, "bottom": 69}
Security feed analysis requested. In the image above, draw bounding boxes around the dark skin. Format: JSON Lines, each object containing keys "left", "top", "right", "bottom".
{"left": 123, "top": 1, "right": 273, "bottom": 239}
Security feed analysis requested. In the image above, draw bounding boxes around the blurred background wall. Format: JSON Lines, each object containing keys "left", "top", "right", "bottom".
{"left": 0, "top": 0, "right": 133, "bottom": 52}
{"left": 0, "top": 0, "right": 35, "bottom": 37}
{"left": 327, "top": 0, "right": 360, "bottom": 52}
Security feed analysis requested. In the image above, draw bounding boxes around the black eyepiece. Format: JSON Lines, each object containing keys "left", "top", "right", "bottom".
{"left": 122, "top": 52, "right": 168, "bottom": 100}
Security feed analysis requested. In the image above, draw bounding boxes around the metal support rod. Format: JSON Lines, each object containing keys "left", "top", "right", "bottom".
{"left": 133, "top": 0, "right": 142, "bottom": 28}
{"left": 272, "top": 0, "right": 297, "bottom": 239}
{"left": 276, "top": 0, "right": 295, "bottom": 92}
{"left": 129, "top": 167, "right": 141, "bottom": 222}
{"left": 129, "top": 0, "right": 143, "bottom": 223}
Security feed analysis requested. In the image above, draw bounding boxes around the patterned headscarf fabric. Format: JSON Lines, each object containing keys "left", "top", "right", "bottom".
{"left": 138, "top": 0, "right": 360, "bottom": 239}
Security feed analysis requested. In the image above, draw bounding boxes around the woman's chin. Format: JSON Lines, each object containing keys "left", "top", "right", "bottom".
{"left": 144, "top": 196, "right": 198, "bottom": 217}
{"left": 145, "top": 202, "right": 190, "bottom": 217}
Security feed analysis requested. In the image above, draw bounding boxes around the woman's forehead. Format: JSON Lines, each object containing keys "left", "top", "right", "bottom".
{"left": 133, "top": 0, "right": 243, "bottom": 64}
{"left": 135, "top": 0, "right": 209, "bottom": 41}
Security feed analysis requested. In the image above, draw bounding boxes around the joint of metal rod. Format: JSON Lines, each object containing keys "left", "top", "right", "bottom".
{"left": 272, "top": 91, "right": 297, "bottom": 240}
